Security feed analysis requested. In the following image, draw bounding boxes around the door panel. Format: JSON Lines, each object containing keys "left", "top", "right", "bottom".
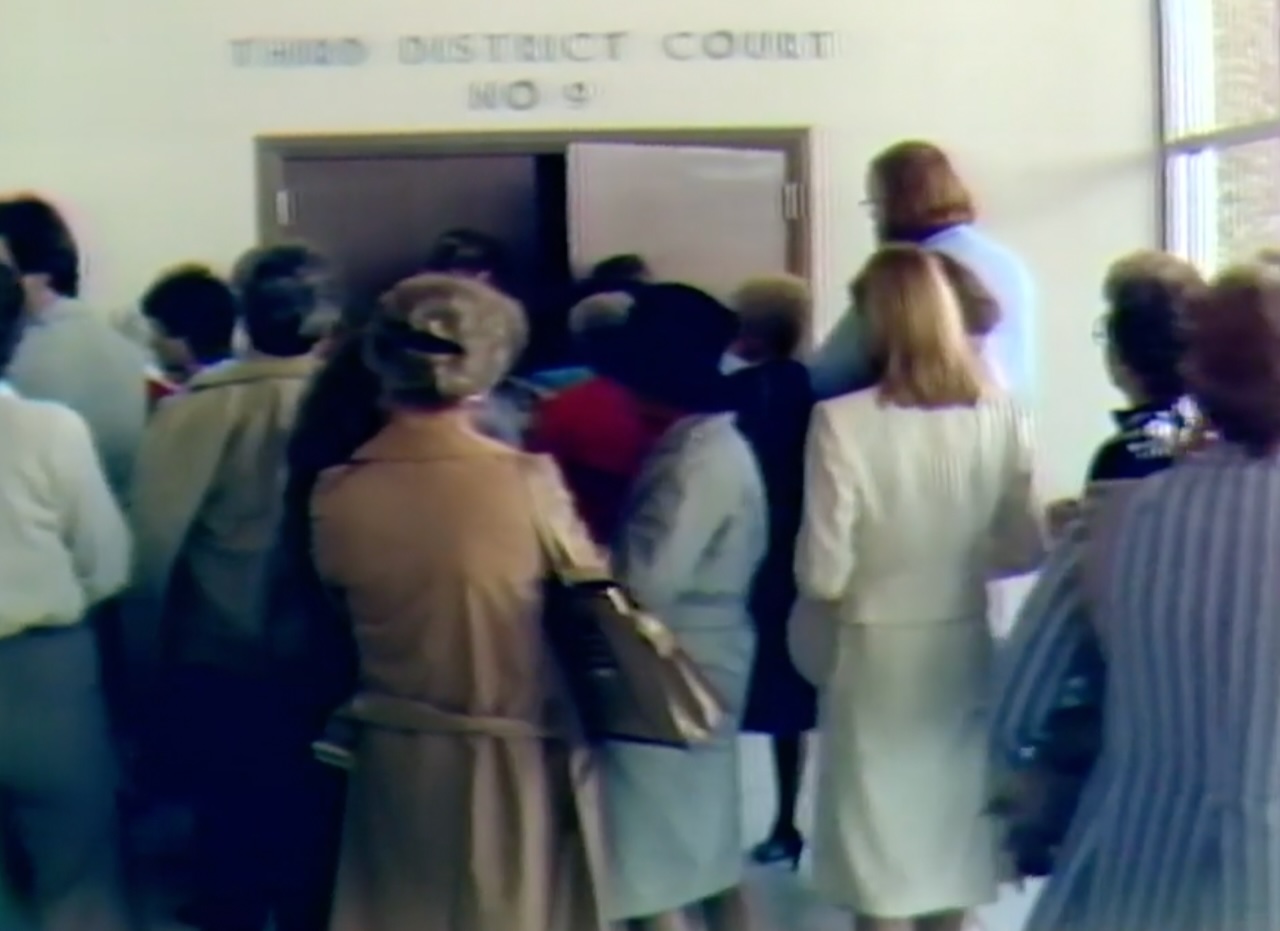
{"left": 565, "top": 143, "right": 790, "bottom": 300}
{"left": 280, "top": 154, "right": 542, "bottom": 314}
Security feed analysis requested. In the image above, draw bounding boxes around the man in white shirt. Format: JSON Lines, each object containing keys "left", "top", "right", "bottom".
{"left": 0, "top": 262, "right": 133, "bottom": 930}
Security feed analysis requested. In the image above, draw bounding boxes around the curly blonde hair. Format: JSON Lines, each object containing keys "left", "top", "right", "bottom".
{"left": 731, "top": 274, "right": 811, "bottom": 359}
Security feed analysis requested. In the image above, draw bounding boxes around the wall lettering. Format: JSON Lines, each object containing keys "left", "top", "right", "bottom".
{"left": 402, "top": 32, "right": 630, "bottom": 65}
{"left": 228, "top": 29, "right": 841, "bottom": 110}
{"left": 467, "top": 79, "right": 541, "bottom": 111}
{"left": 660, "top": 31, "right": 834, "bottom": 62}
{"left": 230, "top": 38, "right": 370, "bottom": 68}
{"left": 465, "top": 79, "right": 598, "bottom": 111}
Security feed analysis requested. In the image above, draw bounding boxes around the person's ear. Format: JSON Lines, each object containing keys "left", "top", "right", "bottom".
{"left": 17, "top": 272, "right": 50, "bottom": 314}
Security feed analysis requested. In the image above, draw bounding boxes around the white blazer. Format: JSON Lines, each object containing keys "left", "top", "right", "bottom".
{"left": 794, "top": 388, "right": 1044, "bottom": 629}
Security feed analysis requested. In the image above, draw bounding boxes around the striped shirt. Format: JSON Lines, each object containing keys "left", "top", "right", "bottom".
{"left": 992, "top": 443, "right": 1280, "bottom": 931}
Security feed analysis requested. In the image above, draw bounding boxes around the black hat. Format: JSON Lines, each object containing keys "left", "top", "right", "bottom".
{"left": 606, "top": 282, "right": 737, "bottom": 413}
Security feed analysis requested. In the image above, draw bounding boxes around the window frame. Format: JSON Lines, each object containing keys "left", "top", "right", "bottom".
{"left": 1157, "top": 0, "right": 1280, "bottom": 269}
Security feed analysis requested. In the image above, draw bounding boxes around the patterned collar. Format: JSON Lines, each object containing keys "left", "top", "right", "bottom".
{"left": 1111, "top": 397, "right": 1198, "bottom": 460}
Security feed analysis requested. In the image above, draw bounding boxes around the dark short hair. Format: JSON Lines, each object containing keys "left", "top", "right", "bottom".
{"left": 1186, "top": 263, "right": 1280, "bottom": 457}
{"left": 232, "top": 243, "right": 336, "bottom": 357}
{"left": 588, "top": 254, "right": 651, "bottom": 286}
{"left": 424, "top": 229, "right": 508, "bottom": 282}
{"left": 0, "top": 263, "right": 25, "bottom": 374}
{"left": 934, "top": 253, "right": 1000, "bottom": 338}
{"left": 141, "top": 265, "right": 238, "bottom": 364}
{"left": 0, "top": 195, "right": 81, "bottom": 297}
{"left": 870, "top": 141, "right": 976, "bottom": 241}
{"left": 1103, "top": 251, "right": 1204, "bottom": 403}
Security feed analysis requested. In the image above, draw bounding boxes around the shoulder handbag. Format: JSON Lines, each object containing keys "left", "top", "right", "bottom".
{"left": 518, "top": 456, "right": 727, "bottom": 748}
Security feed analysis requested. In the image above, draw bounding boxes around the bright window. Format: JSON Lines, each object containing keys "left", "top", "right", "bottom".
{"left": 1161, "top": 0, "right": 1280, "bottom": 271}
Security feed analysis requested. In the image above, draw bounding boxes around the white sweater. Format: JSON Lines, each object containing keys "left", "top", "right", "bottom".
{"left": 0, "top": 384, "right": 131, "bottom": 639}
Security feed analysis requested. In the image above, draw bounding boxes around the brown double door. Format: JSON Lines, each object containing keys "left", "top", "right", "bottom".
{"left": 260, "top": 134, "right": 806, "bottom": 368}
{"left": 275, "top": 153, "right": 551, "bottom": 311}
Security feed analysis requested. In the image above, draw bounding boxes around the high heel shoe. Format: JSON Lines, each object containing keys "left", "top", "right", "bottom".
{"left": 749, "top": 832, "right": 804, "bottom": 870}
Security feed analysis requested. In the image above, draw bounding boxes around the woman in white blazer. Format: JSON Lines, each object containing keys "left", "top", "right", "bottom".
{"left": 796, "top": 244, "right": 1045, "bottom": 931}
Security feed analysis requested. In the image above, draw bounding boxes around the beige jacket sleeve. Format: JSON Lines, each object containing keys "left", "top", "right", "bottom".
{"left": 524, "top": 453, "right": 609, "bottom": 575}
{"left": 124, "top": 393, "right": 234, "bottom": 672}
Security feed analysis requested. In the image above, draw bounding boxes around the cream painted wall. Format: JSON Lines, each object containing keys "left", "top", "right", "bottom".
{"left": 0, "top": 0, "right": 1156, "bottom": 490}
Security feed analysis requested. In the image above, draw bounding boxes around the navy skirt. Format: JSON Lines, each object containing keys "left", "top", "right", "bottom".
{"left": 741, "top": 567, "right": 817, "bottom": 735}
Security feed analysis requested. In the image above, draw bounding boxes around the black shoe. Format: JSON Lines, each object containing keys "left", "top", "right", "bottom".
{"left": 749, "top": 831, "right": 804, "bottom": 870}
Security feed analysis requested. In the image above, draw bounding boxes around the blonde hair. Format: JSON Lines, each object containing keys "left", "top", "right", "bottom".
{"left": 731, "top": 274, "right": 812, "bottom": 358}
{"left": 932, "top": 253, "right": 1000, "bottom": 338}
{"left": 852, "top": 244, "right": 987, "bottom": 408}
{"left": 567, "top": 290, "right": 633, "bottom": 337}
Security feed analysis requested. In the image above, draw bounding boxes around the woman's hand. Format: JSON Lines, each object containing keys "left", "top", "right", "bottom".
{"left": 1046, "top": 498, "right": 1083, "bottom": 537}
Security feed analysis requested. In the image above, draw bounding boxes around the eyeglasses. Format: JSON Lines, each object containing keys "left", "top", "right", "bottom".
{"left": 1092, "top": 315, "right": 1109, "bottom": 345}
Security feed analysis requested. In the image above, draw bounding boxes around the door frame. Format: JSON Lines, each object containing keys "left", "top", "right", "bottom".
{"left": 255, "top": 127, "right": 814, "bottom": 280}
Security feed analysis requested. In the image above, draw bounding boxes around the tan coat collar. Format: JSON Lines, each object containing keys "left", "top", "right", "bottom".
{"left": 353, "top": 408, "right": 502, "bottom": 462}
{"left": 187, "top": 354, "right": 317, "bottom": 392}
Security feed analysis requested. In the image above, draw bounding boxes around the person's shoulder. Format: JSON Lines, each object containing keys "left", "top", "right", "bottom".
{"left": 1088, "top": 437, "right": 1150, "bottom": 483}
{"left": 1098, "top": 467, "right": 1175, "bottom": 536}
{"left": 538, "top": 375, "right": 589, "bottom": 412}
{"left": 1087, "top": 424, "right": 1182, "bottom": 483}
{"left": 815, "top": 385, "right": 877, "bottom": 416}
{"left": 763, "top": 358, "right": 816, "bottom": 394}
{"left": 707, "top": 412, "right": 766, "bottom": 464}
{"left": 34, "top": 303, "right": 150, "bottom": 391}
{"left": 683, "top": 414, "right": 765, "bottom": 492}
{"left": 977, "top": 390, "right": 1030, "bottom": 417}
{"left": 541, "top": 375, "right": 624, "bottom": 426}
{"left": 1, "top": 393, "right": 93, "bottom": 451}
{"left": 932, "top": 225, "right": 1033, "bottom": 291}
{"left": 779, "top": 356, "right": 816, "bottom": 383}
{"left": 935, "top": 223, "right": 1022, "bottom": 263}
{"left": 1, "top": 390, "right": 82, "bottom": 422}
{"left": 148, "top": 384, "right": 208, "bottom": 423}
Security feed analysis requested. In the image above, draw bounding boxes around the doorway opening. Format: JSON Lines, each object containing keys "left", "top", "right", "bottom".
{"left": 255, "top": 128, "right": 812, "bottom": 372}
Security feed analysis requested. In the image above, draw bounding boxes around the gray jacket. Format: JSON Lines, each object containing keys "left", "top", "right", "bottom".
{"left": 9, "top": 298, "right": 147, "bottom": 500}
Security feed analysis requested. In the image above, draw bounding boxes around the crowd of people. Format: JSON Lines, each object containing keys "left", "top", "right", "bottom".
{"left": 2, "top": 137, "right": 1279, "bottom": 931}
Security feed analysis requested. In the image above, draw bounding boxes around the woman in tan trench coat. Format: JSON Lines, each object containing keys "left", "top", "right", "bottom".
{"left": 303, "top": 274, "right": 609, "bottom": 931}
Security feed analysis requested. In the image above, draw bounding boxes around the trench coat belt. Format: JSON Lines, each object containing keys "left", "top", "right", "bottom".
{"left": 341, "top": 691, "right": 557, "bottom": 740}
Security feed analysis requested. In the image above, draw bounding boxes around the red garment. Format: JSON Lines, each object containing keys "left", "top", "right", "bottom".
{"left": 527, "top": 376, "right": 682, "bottom": 544}
{"left": 146, "top": 373, "right": 179, "bottom": 411}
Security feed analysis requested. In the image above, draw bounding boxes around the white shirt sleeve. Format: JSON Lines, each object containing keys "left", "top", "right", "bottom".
{"left": 795, "top": 400, "right": 860, "bottom": 601}
{"left": 988, "top": 404, "right": 1047, "bottom": 578}
{"left": 54, "top": 410, "right": 132, "bottom": 605}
